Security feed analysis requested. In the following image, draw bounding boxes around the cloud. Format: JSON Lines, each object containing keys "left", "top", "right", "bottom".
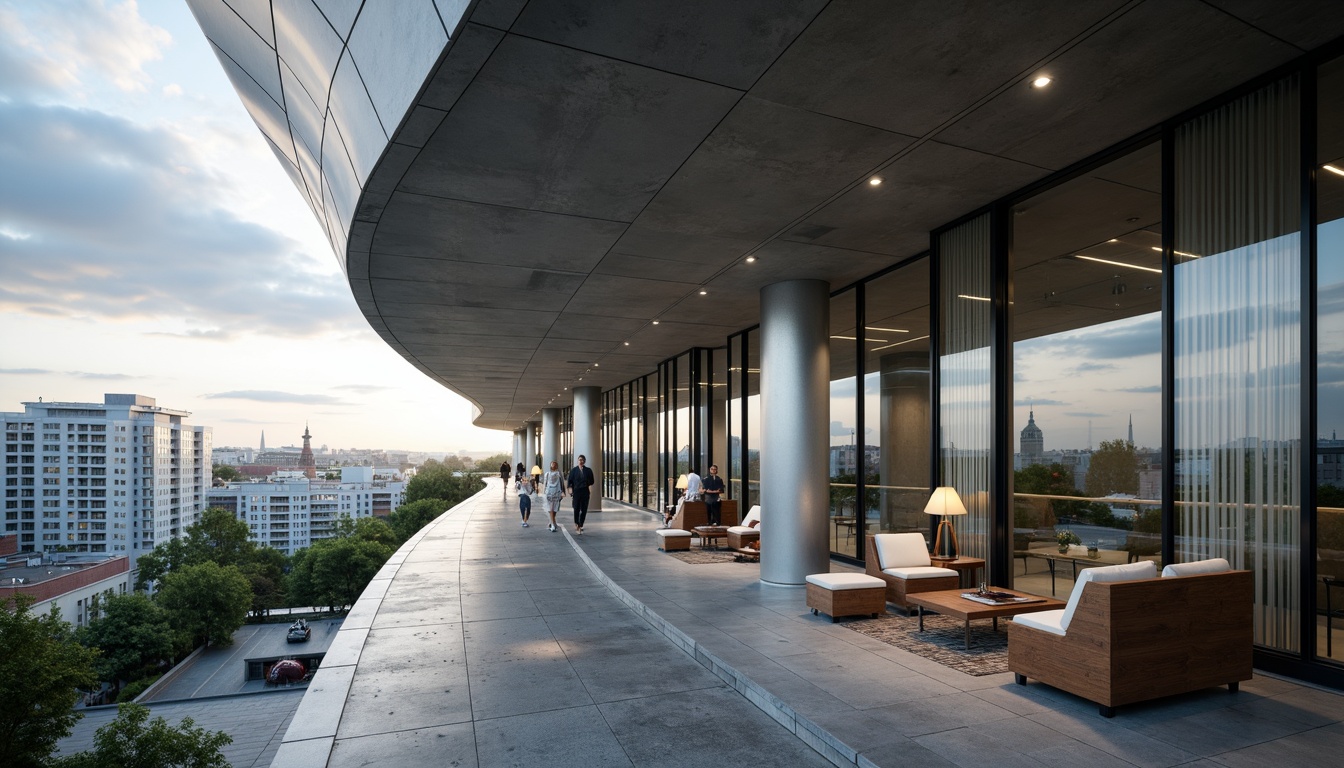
{"left": 1064, "top": 411, "right": 1109, "bottom": 419}
{"left": 146, "top": 328, "right": 234, "bottom": 341}
{"left": 0, "top": 101, "right": 354, "bottom": 338}
{"left": 1117, "top": 384, "right": 1162, "bottom": 393}
{"left": 830, "top": 420, "right": 855, "bottom": 437}
{"left": 204, "top": 390, "right": 346, "bottom": 405}
{"left": 333, "top": 384, "right": 392, "bottom": 394}
{"left": 0, "top": 367, "right": 131, "bottom": 379}
{"left": 1014, "top": 398, "right": 1066, "bottom": 406}
{"left": 0, "top": 0, "right": 171, "bottom": 98}
{"left": 1071, "top": 362, "right": 1116, "bottom": 373}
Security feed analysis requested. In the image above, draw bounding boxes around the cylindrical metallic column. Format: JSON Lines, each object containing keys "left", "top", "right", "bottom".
{"left": 523, "top": 423, "right": 536, "bottom": 472}
{"left": 542, "top": 408, "right": 562, "bottom": 468}
{"left": 760, "top": 279, "right": 830, "bottom": 586}
{"left": 572, "top": 386, "right": 603, "bottom": 512}
{"left": 512, "top": 430, "right": 524, "bottom": 467}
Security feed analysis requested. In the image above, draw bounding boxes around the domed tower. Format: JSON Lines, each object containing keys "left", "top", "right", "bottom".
{"left": 1020, "top": 409, "right": 1044, "bottom": 463}
{"left": 299, "top": 423, "right": 317, "bottom": 480}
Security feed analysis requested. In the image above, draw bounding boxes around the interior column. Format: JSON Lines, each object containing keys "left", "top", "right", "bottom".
{"left": 572, "top": 386, "right": 603, "bottom": 512}
{"left": 760, "top": 279, "right": 830, "bottom": 586}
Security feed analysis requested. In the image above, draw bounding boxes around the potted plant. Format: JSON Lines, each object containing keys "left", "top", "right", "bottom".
{"left": 1056, "top": 530, "right": 1080, "bottom": 553}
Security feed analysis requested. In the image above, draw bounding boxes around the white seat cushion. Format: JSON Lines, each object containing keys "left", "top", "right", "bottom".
{"left": 727, "top": 525, "right": 758, "bottom": 534}
{"left": 883, "top": 566, "right": 958, "bottom": 580}
{"left": 742, "top": 506, "right": 762, "bottom": 528}
{"left": 872, "top": 532, "right": 932, "bottom": 569}
{"left": 1059, "top": 560, "right": 1157, "bottom": 631}
{"left": 1162, "top": 558, "right": 1231, "bottom": 577}
{"left": 1013, "top": 609, "right": 1066, "bottom": 636}
{"left": 655, "top": 529, "right": 691, "bottom": 538}
{"left": 806, "top": 572, "right": 886, "bottom": 590}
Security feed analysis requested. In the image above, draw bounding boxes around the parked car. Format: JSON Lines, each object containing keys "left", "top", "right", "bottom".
{"left": 286, "top": 619, "right": 311, "bottom": 643}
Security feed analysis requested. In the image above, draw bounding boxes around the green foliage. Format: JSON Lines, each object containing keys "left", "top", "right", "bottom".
{"left": 288, "top": 537, "right": 392, "bottom": 610}
{"left": 332, "top": 515, "right": 398, "bottom": 548}
{"left": 1055, "top": 530, "right": 1081, "bottom": 546}
{"left": 476, "top": 453, "right": 513, "bottom": 473}
{"left": 51, "top": 703, "right": 231, "bottom": 768}
{"left": 184, "top": 508, "right": 255, "bottom": 568}
{"left": 134, "top": 537, "right": 189, "bottom": 591}
{"left": 237, "top": 545, "right": 288, "bottom": 617}
{"left": 77, "top": 594, "right": 176, "bottom": 687}
{"left": 405, "top": 464, "right": 480, "bottom": 506}
{"left": 211, "top": 465, "right": 242, "bottom": 482}
{"left": 156, "top": 562, "right": 253, "bottom": 648}
{"left": 115, "top": 675, "right": 160, "bottom": 703}
{"left": 1084, "top": 439, "right": 1140, "bottom": 498}
{"left": 389, "top": 498, "right": 449, "bottom": 541}
{"left": 0, "top": 596, "right": 98, "bottom": 768}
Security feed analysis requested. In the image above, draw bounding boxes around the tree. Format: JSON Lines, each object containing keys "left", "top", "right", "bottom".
{"left": 404, "top": 464, "right": 479, "bottom": 506}
{"left": 475, "top": 453, "right": 513, "bottom": 473}
{"left": 333, "top": 515, "right": 398, "bottom": 548}
{"left": 388, "top": 498, "right": 449, "bottom": 541}
{"left": 77, "top": 594, "right": 176, "bottom": 688}
{"left": 289, "top": 537, "right": 393, "bottom": 610}
{"left": 51, "top": 703, "right": 231, "bottom": 768}
{"left": 211, "top": 464, "right": 241, "bottom": 483}
{"left": 1085, "top": 439, "right": 1140, "bottom": 497}
{"left": 237, "top": 546, "right": 288, "bottom": 618}
{"left": 156, "top": 562, "right": 253, "bottom": 648}
{"left": 183, "top": 507, "right": 255, "bottom": 568}
{"left": 134, "top": 537, "right": 190, "bottom": 591}
{"left": 0, "top": 596, "right": 98, "bottom": 768}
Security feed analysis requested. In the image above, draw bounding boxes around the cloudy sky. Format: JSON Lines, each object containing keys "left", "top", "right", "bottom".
{"left": 0, "top": 0, "right": 508, "bottom": 453}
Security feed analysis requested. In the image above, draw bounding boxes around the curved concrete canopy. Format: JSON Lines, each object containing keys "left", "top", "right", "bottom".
{"left": 194, "top": 1, "right": 1344, "bottom": 431}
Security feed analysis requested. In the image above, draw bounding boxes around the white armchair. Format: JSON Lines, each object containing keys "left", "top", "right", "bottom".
{"left": 727, "top": 505, "right": 760, "bottom": 549}
{"left": 863, "top": 533, "right": 959, "bottom": 612}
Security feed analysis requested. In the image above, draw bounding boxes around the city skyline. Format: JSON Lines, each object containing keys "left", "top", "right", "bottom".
{"left": 0, "top": 0, "right": 506, "bottom": 453}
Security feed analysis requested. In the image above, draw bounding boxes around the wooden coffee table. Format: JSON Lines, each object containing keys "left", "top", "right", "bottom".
{"left": 905, "top": 587, "right": 1065, "bottom": 649}
{"left": 692, "top": 525, "right": 728, "bottom": 550}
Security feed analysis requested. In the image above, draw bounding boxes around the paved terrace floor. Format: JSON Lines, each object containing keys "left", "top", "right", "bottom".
{"left": 276, "top": 482, "right": 1344, "bottom": 767}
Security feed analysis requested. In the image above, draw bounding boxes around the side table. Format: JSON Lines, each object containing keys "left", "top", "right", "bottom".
{"left": 931, "top": 556, "right": 986, "bottom": 589}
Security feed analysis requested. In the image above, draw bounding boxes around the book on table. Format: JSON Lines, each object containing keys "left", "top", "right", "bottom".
{"left": 960, "top": 591, "right": 1044, "bottom": 606}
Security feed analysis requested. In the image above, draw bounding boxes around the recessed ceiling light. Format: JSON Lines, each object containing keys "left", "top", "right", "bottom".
{"left": 1031, "top": 75, "right": 1052, "bottom": 88}
{"left": 868, "top": 177, "right": 882, "bottom": 186}
{"left": 593, "top": 363, "right": 599, "bottom": 367}
{"left": 1108, "top": 238, "right": 1119, "bottom": 243}
{"left": 1075, "top": 254, "right": 1161, "bottom": 274}
{"left": 744, "top": 256, "right": 756, "bottom": 263}
{"left": 1325, "top": 164, "right": 1344, "bottom": 176}
{"left": 623, "top": 341, "right": 629, "bottom": 346}
{"left": 699, "top": 289, "right": 707, "bottom": 295}
{"left": 651, "top": 320, "right": 660, "bottom": 325}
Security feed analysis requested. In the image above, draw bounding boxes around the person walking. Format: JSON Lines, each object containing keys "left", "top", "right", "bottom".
{"left": 541, "top": 460, "right": 565, "bottom": 532}
{"left": 567, "top": 454, "right": 595, "bottom": 535}
{"left": 702, "top": 464, "right": 725, "bottom": 525}
{"left": 517, "top": 474, "right": 534, "bottom": 527}
{"left": 515, "top": 462, "right": 526, "bottom": 492}
{"left": 500, "top": 460, "right": 511, "bottom": 499}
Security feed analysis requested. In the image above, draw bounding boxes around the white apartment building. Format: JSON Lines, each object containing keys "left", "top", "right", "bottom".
{"left": 204, "top": 470, "right": 405, "bottom": 555}
{"left": 2, "top": 394, "right": 210, "bottom": 568}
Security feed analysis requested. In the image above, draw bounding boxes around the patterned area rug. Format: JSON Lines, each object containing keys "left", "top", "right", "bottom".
{"left": 843, "top": 613, "right": 1009, "bottom": 676}
{"left": 666, "top": 550, "right": 752, "bottom": 564}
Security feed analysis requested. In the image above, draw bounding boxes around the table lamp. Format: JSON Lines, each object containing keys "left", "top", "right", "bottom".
{"left": 530, "top": 465, "right": 542, "bottom": 477}
{"left": 925, "top": 486, "right": 968, "bottom": 560}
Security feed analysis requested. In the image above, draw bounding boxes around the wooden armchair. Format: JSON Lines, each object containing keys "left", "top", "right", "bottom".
{"left": 864, "top": 533, "right": 959, "bottom": 613}
{"left": 1008, "top": 563, "right": 1252, "bottom": 716}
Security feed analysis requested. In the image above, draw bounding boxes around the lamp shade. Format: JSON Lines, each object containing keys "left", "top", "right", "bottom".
{"left": 924, "top": 487, "right": 968, "bottom": 517}
{"left": 675, "top": 474, "right": 689, "bottom": 490}
{"left": 530, "top": 466, "right": 542, "bottom": 475}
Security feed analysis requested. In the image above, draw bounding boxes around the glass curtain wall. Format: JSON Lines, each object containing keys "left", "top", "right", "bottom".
{"left": 711, "top": 347, "right": 727, "bottom": 487}
{"left": 1317, "top": 59, "right": 1344, "bottom": 664}
{"left": 1009, "top": 143, "right": 1165, "bottom": 595}
{"left": 728, "top": 333, "right": 744, "bottom": 501}
{"left": 1174, "top": 76, "right": 1302, "bottom": 653}
{"left": 939, "top": 214, "right": 994, "bottom": 562}
{"left": 865, "top": 259, "right": 932, "bottom": 538}
{"left": 829, "top": 289, "right": 860, "bottom": 558}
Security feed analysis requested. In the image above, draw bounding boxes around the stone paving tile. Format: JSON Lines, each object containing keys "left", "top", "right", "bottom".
{"left": 328, "top": 722, "right": 477, "bottom": 768}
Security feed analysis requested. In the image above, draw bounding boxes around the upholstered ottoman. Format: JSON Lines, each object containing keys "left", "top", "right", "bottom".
{"left": 806, "top": 572, "right": 886, "bottom": 622}
{"left": 656, "top": 528, "right": 692, "bottom": 552}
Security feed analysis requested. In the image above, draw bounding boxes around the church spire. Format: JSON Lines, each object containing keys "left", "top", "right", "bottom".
{"left": 1128, "top": 414, "right": 1134, "bottom": 445}
{"left": 299, "top": 423, "right": 316, "bottom": 479}
{"left": 260, "top": 430, "right": 265, "bottom": 452}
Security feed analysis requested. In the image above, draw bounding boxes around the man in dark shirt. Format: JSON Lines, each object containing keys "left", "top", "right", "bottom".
{"left": 567, "top": 454, "right": 595, "bottom": 535}
{"left": 500, "top": 461, "right": 511, "bottom": 499}
{"left": 702, "top": 464, "right": 726, "bottom": 525}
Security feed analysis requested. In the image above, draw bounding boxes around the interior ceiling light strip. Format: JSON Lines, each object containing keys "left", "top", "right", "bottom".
{"left": 870, "top": 334, "right": 930, "bottom": 352}
{"left": 1075, "top": 254, "right": 1162, "bottom": 274}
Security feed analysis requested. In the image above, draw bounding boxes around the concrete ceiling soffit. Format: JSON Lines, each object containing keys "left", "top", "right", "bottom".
{"left": 508, "top": 0, "right": 828, "bottom": 90}
{"left": 370, "top": 191, "right": 627, "bottom": 272}
{"left": 1203, "top": 0, "right": 1344, "bottom": 50}
{"left": 750, "top": 0, "right": 1127, "bottom": 137}
{"left": 398, "top": 33, "right": 743, "bottom": 221}
{"left": 934, "top": 0, "right": 1305, "bottom": 170}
